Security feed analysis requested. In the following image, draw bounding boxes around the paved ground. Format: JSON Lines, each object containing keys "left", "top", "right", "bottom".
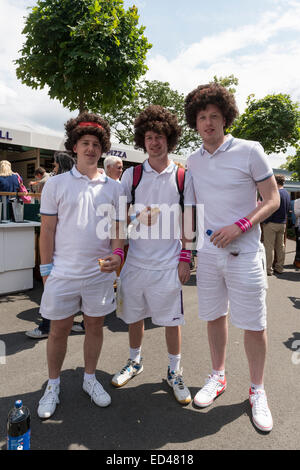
{"left": 0, "top": 239, "right": 299, "bottom": 451}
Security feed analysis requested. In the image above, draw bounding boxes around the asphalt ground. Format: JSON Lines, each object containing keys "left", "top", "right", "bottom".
{"left": 0, "top": 239, "right": 299, "bottom": 451}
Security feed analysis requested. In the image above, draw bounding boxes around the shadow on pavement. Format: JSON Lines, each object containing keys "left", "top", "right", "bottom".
{"left": 283, "top": 331, "right": 300, "bottom": 351}
{"left": 0, "top": 368, "right": 250, "bottom": 450}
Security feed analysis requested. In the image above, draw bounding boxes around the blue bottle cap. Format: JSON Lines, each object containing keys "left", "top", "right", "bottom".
{"left": 206, "top": 229, "right": 213, "bottom": 236}
{"left": 15, "top": 400, "right": 22, "bottom": 408}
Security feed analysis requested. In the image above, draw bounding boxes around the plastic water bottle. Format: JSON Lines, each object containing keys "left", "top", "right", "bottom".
{"left": 206, "top": 229, "right": 240, "bottom": 256}
{"left": 7, "top": 400, "right": 31, "bottom": 450}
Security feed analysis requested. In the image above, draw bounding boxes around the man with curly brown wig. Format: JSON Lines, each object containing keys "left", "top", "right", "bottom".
{"left": 37, "top": 112, "right": 125, "bottom": 419}
{"left": 184, "top": 83, "right": 280, "bottom": 431}
{"left": 111, "top": 105, "right": 192, "bottom": 405}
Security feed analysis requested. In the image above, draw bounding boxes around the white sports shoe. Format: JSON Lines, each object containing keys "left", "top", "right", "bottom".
{"left": 167, "top": 367, "right": 191, "bottom": 405}
{"left": 111, "top": 359, "right": 143, "bottom": 387}
{"left": 37, "top": 383, "right": 60, "bottom": 419}
{"left": 83, "top": 377, "right": 111, "bottom": 407}
{"left": 194, "top": 374, "right": 227, "bottom": 408}
{"left": 249, "top": 388, "right": 273, "bottom": 432}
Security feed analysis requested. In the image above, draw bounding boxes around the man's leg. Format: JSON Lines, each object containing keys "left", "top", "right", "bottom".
{"left": 129, "top": 319, "right": 144, "bottom": 349}
{"left": 83, "top": 315, "right": 104, "bottom": 374}
{"left": 47, "top": 316, "right": 74, "bottom": 379}
{"left": 274, "top": 224, "right": 286, "bottom": 273}
{"left": 263, "top": 223, "right": 276, "bottom": 275}
{"left": 111, "top": 320, "right": 144, "bottom": 387}
{"left": 193, "top": 315, "right": 227, "bottom": 408}
{"left": 245, "top": 328, "right": 273, "bottom": 431}
{"left": 38, "top": 316, "right": 74, "bottom": 419}
{"left": 165, "top": 325, "right": 191, "bottom": 405}
{"left": 82, "top": 314, "right": 111, "bottom": 407}
{"left": 244, "top": 329, "right": 267, "bottom": 386}
{"left": 207, "top": 315, "right": 228, "bottom": 371}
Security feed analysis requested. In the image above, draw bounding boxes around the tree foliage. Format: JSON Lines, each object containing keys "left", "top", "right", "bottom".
{"left": 281, "top": 146, "right": 300, "bottom": 181}
{"left": 105, "top": 79, "right": 202, "bottom": 154}
{"left": 230, "top": 93, "right": 300, "bottom": 154}
{"left": 15, "top": 0, "right": 152, "bottom": 113}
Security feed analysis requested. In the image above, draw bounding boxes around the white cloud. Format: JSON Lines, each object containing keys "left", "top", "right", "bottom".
{"left": 146, "top": 1, "right": 300, "bottom": 114}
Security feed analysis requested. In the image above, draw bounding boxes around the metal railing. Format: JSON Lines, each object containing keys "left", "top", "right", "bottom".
{"left": 0, "top": 192, "right": 41, "bottom": 222}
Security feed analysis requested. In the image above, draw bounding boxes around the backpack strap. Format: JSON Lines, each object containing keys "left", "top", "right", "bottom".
{"left": 131, "top": 164, "right": 143, "bottom": 206}
{"left": 176, "top": 166, "right": 185, "bottom": 212}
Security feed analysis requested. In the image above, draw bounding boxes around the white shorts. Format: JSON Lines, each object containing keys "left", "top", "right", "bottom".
{"left": 196, "top": 249, "right": 268, "bottom": 331}
{"left": 40, "top": 274, "right": 116, "bottom": 320}
{"left": 120, "top": 264, "right": 184, "bottom": 327}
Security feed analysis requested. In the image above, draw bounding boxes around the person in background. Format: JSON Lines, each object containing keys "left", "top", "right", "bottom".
{"left": 292, "top": 196, "right": 300, "bottom": 268}
{"left": 103, "top": 155, "right": 123, "bottom": 181}
{"left": 29, "top": 167, "right": 50, "bottom": 193}
{"left": 0, "top": 160, "right": 20, "bottom": 196}
{"left": 262, "top": 174, "right": 291, "bottom": 275}
{"left": 0, "top": 160, "right": 28, "bottom": 219}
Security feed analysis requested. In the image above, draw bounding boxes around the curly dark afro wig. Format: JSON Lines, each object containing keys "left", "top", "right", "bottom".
{"left": 64, "top": 112, "right": 111, "bottom": 156}
{"left": 134, "top": 105, "right": 181, "bottom": 153}
{"left": 184, "top": 84, "right": 239, "bottom": 130}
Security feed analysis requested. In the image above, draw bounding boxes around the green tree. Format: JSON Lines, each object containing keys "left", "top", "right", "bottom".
{"left": 230, "top": 93, "right": 300, "bottom": 154}
{"left": 212, "top": 74, "right": 239, "bottom": 94}
{"left": 15, "top": 0, "right": 152, "bottom": 113}
{"left": 105, "top": 79, "right": 202, "bottom": 154}
{"left": 281, "top": 145, "right": 300, "bottom": 181}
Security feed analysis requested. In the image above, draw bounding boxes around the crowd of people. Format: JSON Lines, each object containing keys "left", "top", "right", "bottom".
{"left": 1, "top": 82, "right": 300, "bottom": 435}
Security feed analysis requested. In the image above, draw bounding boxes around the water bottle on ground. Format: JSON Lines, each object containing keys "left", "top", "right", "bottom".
{"left": 7, "top": 400, "right": 31, "bottom": 450}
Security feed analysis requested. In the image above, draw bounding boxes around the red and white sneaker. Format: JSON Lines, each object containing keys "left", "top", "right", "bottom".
{"left": 249, "top": 388, "right": 273, "bottom": 432}
{"left": 193, "top": 375, "right": 226, "bottom": 408}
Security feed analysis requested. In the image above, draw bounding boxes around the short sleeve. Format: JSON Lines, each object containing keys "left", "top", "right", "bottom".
{"left": 40, "top": 178, "right": 58, "bottom": 215}
{"left": 249, "top": 142, "right": 274, "bottom": 183}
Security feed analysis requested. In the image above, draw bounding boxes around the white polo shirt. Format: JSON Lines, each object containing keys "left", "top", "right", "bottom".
{"left": 121, "top": 160, "right": 192, "bottom": 270}
{"left": 40, "top": 166, "right": 125, "bottom": 279}
{"left": 185, "top": 135, "right": 273, "bottom": 253}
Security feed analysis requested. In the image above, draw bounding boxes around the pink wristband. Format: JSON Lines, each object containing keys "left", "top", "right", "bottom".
{"left": 113, "top": 248, "right": 124, "bottom": 264}
{"left": 234, "top": 217, "right": 252, "bottom": 233}
{"left": 179, "top": 249, "right": 191, "bottom": 263}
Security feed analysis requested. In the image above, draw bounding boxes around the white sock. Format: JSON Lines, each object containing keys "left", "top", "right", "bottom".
{"left": 130, "top": 347, "right": 141, "bottom": 364}
{"left": 84, "top": 372, "right": 95, "bottom": 382}
{"left": 168, "top": 353, "right": 181, "bottom": 372}
{"left": 251, "top": 383, "right": 264, "bottom": 392}
{"left": 212, "top": 369, "right": 225, "bottom": 379}
{"left": 48, "top": 377, "right": 60, "bottom": 387}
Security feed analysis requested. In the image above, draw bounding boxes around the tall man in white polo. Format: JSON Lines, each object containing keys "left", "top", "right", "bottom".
{"left": 37, "top": 113, "right": 125, "bottom": 419}
{"left": 184, "top": 84, "right": 280, "bottom": 432}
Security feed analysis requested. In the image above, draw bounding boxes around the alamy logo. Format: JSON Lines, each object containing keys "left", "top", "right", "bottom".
{"left": 0, "top": 340, "right": 6, "bottom": 365}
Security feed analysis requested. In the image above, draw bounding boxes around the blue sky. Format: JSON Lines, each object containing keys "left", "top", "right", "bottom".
{"left": 0, "top": 0, "right": 299, "bottom": 163}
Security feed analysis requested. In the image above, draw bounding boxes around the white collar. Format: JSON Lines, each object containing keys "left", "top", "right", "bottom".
{"left": 70, "top": 165, "right": 108, "bottom": 183}
{"left": 144, "top": 159, "right": 176, "bottom": 174}
{"left": 200, "top": 134, "right": 234, "bottom": 157}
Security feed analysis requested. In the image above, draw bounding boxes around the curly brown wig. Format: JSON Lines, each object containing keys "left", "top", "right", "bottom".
{"left": 134, "top": 105, "right": 181, "bottom": 153}
{"left": 64, "top": 112, "right": 111, "bottom": 155}
{"left": 184, "top": 84, "right": 239, "bottom": 130}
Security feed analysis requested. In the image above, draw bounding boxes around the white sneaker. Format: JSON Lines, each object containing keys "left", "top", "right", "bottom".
{"left": 25, "top": 327, "right": 48, "bottom": 339}
{"left": 194, "top": 374, "right": 227, "bottom": 408}
{"left": 167, "top": 367, "right": 191, "bottom": 405}
{"left": 37, "top": 384, "right": 60, "bottom": 419}
{"left": 249, "top": 388, "right": 273, "bottom": 432}
{"left": 83, "top": 377, "right": 111, "bottom": 407}
{"left": 111, "top": 359, "right": 143, "bottom": 387}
